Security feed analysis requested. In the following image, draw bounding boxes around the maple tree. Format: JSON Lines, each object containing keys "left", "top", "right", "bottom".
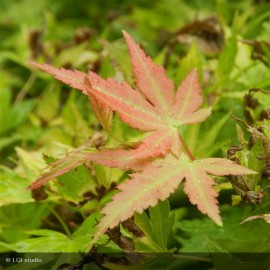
{"left": 28, "top": 31, "right": 255, "bottom": 248}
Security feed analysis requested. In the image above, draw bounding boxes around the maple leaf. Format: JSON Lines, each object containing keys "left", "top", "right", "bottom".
{"left": 30, "top": 31, "right": 210, "bottom": 172}
{"left": 28, "top": 32, "right": 256, "bottom": 250}
{"left": 28, "top": 31, "right": 206, "bottom": 189}
{"left": 88, "top": 153, "right": 256, "bottom": 249}
{"left": 84, "top": 32, "right": 212, "bottom": 154}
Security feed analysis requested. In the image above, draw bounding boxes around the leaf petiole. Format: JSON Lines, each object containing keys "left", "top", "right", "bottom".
{"left": 178, "top": 134, "right": 195, "bottom": 161}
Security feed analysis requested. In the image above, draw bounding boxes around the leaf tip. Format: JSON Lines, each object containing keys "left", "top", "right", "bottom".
{"left": 122, "top": 30, "right": 132, "bottom": 43}
{"left": 215, "top": 219, "right": 223, "bottom": 227}
{"left": 26, "top": 181, "right": 41, "bottom": 191}
{"left": 191, "top": 67, "right": 198, "bottom": 75}
{"left": 238, "top": 167, "right": 258, "bottom": 175}
{"left": 210, "top": 211, "right": 223, "bottom": 227}
{"left": 122, "top": 30, "right": 129, "bottom": 38}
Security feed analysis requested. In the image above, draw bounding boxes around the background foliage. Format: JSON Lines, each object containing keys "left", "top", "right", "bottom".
{"left": 0, "top": 0, "right": 270, "bottom": 269}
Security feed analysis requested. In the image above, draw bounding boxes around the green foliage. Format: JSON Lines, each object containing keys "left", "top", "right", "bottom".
{"left": 216, "top": 16, "right": 238, "bottom": 84}
{"left": 57, "top": 166, "right": 96, "bottom": 203}
{"left": 0, "top": 212, "right": 101, "bottom": 252}
{"left": 0, "top": 167, "right": 34, "bottom": 206}
{"left": 0, "top": 203, "right": 49, "bottom": 246}
{"left": 0, "top": 0, "right": 269, "bottom": 269}
{"left": 176, "top": 42, "right": 204, "bottom": 84}
{"left": 134, "top": 200, "right": 174, "bottom": 252}
{"left": 174, "top": 205, "right": 270, "bottom": 253}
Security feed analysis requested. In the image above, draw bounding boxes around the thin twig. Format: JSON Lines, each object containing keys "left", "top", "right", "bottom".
{"left": 179, "top": 134, "right": 196, "bottom": 160}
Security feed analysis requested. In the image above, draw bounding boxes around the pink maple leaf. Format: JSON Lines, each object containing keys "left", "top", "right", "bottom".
{"left": 28, "top": 32, "right": 256, "bottom": 249}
